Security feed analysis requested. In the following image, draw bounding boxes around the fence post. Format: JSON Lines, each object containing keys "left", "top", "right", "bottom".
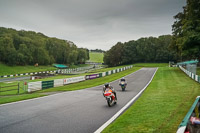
{"left": 18, "top": 82, "right": 20, "bottom": 94}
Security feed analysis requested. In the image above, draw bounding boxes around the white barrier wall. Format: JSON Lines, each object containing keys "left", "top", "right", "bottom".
{"left": 54, "top": 79, "right": 64, "bottom": 87}
{"left": 108, "top": 71, "right": 111, "bottom": 75}
{"left": 102, "top": 72, "right": 106, "bottom": 77}
{"left": 28, "top": 81, "right": 42, "bottom": 92}
{"left": 64, "top": 76, "right": 85, "bottom": 85}
{"left": 179, "top": 66, "right": 200, "bottom": 83}
{"left": 113, "top": 70, "right": 116, "bottom": 74}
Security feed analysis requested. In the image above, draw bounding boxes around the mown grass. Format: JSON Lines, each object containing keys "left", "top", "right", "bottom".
{"left": 103, "top": 67, "right": 200, "bottom": 133}
{"left": 134, "top": 63, "right": 168, "bottom": 67}
{"left": 0, "top": 81, "right": 25, "bottom": 95}
{"left": 0, "top": 63, "right": 90, "bottom": 76}
{"left": 68, "top": 64, "right": 90, "bottom": 68}
{"left": 88, "top": 52, "right": 104, "bottom": 63}
{"left": 0, "top": 63, "right": 57, "bottom": 76}
{"left": 197, "top": 67, "right": 200, "bottom": 75}
{"left": 0, "top": 66, "right": 141, "bottom": 104}
{"left": 88, "top": 65, "right": 131, "bottom": 74}
{"left": 0, "top": 93, "right": 46, "bottom": 104}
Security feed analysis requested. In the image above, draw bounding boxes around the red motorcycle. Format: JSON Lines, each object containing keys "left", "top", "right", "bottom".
{"left": 103, "top": 88, "right": 117, "bottom": 107}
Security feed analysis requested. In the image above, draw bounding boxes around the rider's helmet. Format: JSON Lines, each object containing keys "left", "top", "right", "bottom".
{"left": 104, "top": 83, "right": 109, "bottom": 88}
{"left": 122, "top": 77, "right": 125, "bottom": 79}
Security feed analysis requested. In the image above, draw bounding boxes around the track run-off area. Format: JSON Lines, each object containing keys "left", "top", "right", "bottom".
{"left": 0, "top": 68, "right": 157, "bottom": 133}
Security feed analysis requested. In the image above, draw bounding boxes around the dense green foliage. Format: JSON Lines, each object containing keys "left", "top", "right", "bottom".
{"left": 171, "top": 0, "right": 200, "bottom": 61}
{"left": 103, "top": 67, "right": 200, "bottom": 133}
{"left": 104, "top": 35, "right": 177, "bottom": 66}
{"left": 90, "top": 49, "right": 105, "bottom": 53}
{"left": 0, "top": 27, "right": 89, "bottom": 66}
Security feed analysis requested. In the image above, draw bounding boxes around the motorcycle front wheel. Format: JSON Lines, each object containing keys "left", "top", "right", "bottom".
{"left": 122, "top": 86, "right": 125, "bottom": 91}
{"left": 107, "top": 98, "right": 112, "bottom": 107}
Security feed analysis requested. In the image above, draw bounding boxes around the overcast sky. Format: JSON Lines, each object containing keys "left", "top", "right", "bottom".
{"left": 0, "top": 0, "right": 186, "bottom": 50}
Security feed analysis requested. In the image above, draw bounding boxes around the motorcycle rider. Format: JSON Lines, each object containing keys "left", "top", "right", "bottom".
{"left": 119, "top": 77, "right": 127, "bottom": 86}
{"left": 103, "top": 83, "right": 117, "bottom": 100}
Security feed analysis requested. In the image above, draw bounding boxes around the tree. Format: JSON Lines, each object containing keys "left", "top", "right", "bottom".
{"left": 104, "top": 42, "right": 123, "bottom": 66}
{"left": 68, "top": 50, "right": 78, "bottom": 65}
{"left": 171, "top": 0, "right": 200, "bottom": 61}
{"left": 77, "top": 48, "right": 88, "bottom": 64}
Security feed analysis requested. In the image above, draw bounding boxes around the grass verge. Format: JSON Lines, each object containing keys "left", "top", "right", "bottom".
{"left": 88, "top": 52, "right": 104, "bottom": 63}
{"left": 197, "top": 67, "right": 200, "bottom": 75}
{"left": 103, "top": 67, "right": 200, "bottom": 133}
{"left": 0, "top": 63, "right": 90, "bottom": 76}
{"left": 134, "top": 63, "right": 168, "bottom": 67}
{"left": 0, "top": 63, "right": 57, "bottom": 76}
{"left": 0, "top": 94, "right": 46, "bottom": 104}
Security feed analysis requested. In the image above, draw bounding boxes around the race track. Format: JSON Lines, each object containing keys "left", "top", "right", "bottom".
{"left": 0, "top": 68, "right": 157, "bottom": 133}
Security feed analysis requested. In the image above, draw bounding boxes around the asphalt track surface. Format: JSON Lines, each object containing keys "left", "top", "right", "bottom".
{"left": 0, "top": 68, "right": 157, "bottom": 133}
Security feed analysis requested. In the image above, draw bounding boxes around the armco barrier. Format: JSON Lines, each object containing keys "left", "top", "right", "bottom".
{"left": 0, "top": 66, "right": 95, "bottom": 78}
{"left": 177, "top": 96, "right": 200, "bottom": 133}
{"left": 177, "top": 66, "right": 200, "bottom": 132}
{"left": 179, "top": 66, "right": 200, "bottom": 83}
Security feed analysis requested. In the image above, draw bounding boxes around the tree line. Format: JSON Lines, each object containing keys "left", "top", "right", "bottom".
{"left": 104, "top": 35, "right": 177, "bottom": 66}
{"left": 104, "top": 0, "right": 200, "bottom": 66}
{"left": 0, "top": 27, "right": 89, "bottom": 66}
{"left": 90, "top": 49, "right": 105, "bottom": 53}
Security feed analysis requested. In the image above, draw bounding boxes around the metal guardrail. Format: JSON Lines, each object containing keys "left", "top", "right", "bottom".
{"left": 177, "top": 96, "right": 200, "bottom": 133}
{"left": 0, "top": 66, "right": 98, "bottom": 78}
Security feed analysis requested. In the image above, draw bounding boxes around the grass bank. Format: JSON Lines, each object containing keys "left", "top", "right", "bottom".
{"left": 0, "top": 63, "right": 90, "bottom": 76}
{"left": 197, "top": 67, "right": 200, "bottom": 75}
{"left": 134, "top": 63, "right": 168, "bottom": 67}
{"left": 88, "top": 52, "right": 104, "bottom": 63}
{"left": 0, "top": 63, "right": 57, "bottom": 76}
{"left": 103, "top": 67, "right": 200, "bottom": 133}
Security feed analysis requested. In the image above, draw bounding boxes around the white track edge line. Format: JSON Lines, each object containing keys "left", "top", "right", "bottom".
{"left": 94, "top": 67, "right": 158, "bottom": 133}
